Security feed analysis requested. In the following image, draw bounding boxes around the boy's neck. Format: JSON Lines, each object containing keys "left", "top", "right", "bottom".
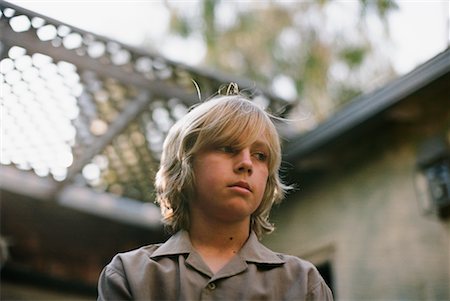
{"left": 188, "top": 219, "right": 250, "bottom": 274}
{"left": 189, "top": 212, "right": 250, "bottom": 253}
{"left": 188, "top": 218, "right": 250, "bottom": 251}
{"left": 187, "top": 204, "right": 252, "bottom": 251}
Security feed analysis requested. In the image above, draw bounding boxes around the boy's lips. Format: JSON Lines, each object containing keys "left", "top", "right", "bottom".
{"left": 229, "top": 181, "right": 252, "bottom": 192}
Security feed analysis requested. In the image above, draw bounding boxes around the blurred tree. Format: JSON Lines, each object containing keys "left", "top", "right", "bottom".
{"left": 163, "top": 0, "right": 398, "bottom": 131}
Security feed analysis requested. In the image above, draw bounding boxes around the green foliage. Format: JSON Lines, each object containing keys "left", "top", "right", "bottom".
{"left": 339, "top": 46, "right": 368, "bottom": 68}
{"left": 163, "top": 0, "right": 398, "bottom": 129}
{"left": 361, "top": 0, "right": 399, "bottom": 19}
{"left": 203, "top": 0, "right": 217, "bottom": 47}
{"left": 170, "top": 17, "right": 191, "bottom": 38}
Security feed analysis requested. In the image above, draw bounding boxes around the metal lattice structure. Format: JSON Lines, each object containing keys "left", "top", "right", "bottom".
{"left": 0, "top": 1, "right": 290, "bottom": 205}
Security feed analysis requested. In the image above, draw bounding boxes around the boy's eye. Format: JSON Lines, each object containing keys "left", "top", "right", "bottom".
{"left": 217, "top": 146, "right": 268, "bottom": 162}
{"left": 254, "top": 151, "right": 268, "bottom": 162}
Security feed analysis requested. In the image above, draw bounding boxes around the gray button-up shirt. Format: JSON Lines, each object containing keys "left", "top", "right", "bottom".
{"left": 97, "top": 231, "right": 333, "bottom": 301}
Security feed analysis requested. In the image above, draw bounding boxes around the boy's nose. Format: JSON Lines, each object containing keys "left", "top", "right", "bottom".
{"left": 235, "top": 149, "right": 253, "bottom": 174}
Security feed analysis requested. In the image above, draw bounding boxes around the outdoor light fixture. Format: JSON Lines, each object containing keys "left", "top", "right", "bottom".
{"left": 415, "top": 135, "right": 450, "bottom": 219}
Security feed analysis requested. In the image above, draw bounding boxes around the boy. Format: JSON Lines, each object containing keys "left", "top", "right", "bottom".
{"left": 97, "top": 86, "right": 333, "bottom": 300}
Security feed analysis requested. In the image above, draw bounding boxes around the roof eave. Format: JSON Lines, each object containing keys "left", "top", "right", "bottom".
{"left": 283, "top": 47, "right": 450, "bottom": 162}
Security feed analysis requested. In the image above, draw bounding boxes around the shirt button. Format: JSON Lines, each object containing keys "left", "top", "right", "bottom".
{"left": 207, "top": 282, "right": 216, "bottom": 290}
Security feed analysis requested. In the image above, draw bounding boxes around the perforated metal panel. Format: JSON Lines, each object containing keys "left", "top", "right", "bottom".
{"left": 0, "top": 2, "right": 289, "bottom": 203}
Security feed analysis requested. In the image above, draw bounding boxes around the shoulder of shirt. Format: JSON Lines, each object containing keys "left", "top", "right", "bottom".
{"left": 118, "top": 243, "right": 165, "bottom": 259}
{"left": 273, "top": 252, "right": 316, "bottom": 269}
{"left": 273, "top": 253, "right": 323, "bottom": 281}
{"left": 106, "top": 243, "right": 164, "bottom": 269}
{"left": 275, "top": 253, "right": 329, "bottom": 293}
{"left": 101, "top": 243, "right": 165, "bottom": 281}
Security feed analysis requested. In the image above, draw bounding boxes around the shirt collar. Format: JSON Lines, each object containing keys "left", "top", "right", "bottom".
{"left": 151, "top": 230, "right": 285, "bottom": 265}
{"left": 150, "top": 230, "right": 192, "bottom": 258}
{"left": 239, "top": 231, "right": 285, "bottom": 265}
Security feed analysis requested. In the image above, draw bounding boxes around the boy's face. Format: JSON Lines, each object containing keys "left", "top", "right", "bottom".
{"left": 191, "top": 137, "right": 270, "bottom": 225}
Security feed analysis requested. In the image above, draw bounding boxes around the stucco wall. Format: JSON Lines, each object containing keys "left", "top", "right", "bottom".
{"left": 266, "top": 140, "right": 450, "bottom": 300}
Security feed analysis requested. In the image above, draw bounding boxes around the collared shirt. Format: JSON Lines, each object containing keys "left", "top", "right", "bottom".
{"left": 97, "top": 231, "right": 333, "bottom": 301}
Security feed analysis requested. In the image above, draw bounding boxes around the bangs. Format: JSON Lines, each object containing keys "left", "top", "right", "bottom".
{"left": 207, "top": 112, "right": 266, "bottom": 148}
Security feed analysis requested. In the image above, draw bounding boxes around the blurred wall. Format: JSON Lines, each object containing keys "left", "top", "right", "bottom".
{"left": 266, "top": 80, "right": 450, "bottom": 300}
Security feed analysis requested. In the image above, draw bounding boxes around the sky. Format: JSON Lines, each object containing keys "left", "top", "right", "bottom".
{"left": 387, "top": 0, "right": 449, "bottom": 73}
{"left": 6, "top": 0, "right": 450, "bottom": 75}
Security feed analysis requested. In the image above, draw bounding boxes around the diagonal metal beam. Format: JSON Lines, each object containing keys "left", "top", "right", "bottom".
{"left": 63, "top": 90, "right": 153, "bottom": 185}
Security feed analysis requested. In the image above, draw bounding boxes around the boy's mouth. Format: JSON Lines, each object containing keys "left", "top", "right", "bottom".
{"left": 229, "top": 181, "right": 252, "bottom": 192}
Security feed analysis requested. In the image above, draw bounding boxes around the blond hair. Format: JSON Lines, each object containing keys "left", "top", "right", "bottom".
{"left": 155, "top": 94, "right": 289, "bottom": 239}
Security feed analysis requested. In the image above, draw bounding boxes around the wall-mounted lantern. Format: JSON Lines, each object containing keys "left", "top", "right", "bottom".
{"left": 415, "top": 135, "right": 450, "bottom": 219}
